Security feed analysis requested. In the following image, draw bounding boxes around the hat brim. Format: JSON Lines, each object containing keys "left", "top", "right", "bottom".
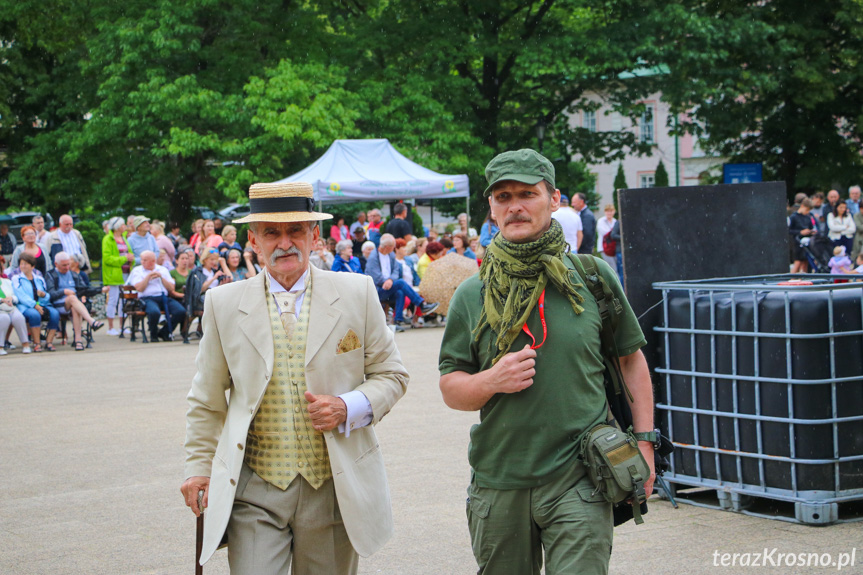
{"left": 483, "top": 174, "right": 545, "bottom": 196}
{"left": 232, "top": 211, "right": 333, "bottom": 224}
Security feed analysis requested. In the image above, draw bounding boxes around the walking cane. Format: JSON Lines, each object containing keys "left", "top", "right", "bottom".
{"left": 196, "top": 491, "right": 204, "bottom": 575}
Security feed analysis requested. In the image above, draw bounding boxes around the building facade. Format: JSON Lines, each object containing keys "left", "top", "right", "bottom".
{"left": 569, "top": 92, "right": 724, "bottom": 210}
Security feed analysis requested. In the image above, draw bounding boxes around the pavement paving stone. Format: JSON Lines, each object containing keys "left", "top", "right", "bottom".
{"left": 0, "top": 325, "right": 859, "bottom": 574}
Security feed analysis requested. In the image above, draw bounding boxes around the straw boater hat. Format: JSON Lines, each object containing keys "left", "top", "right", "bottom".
{"left": 233, "top": 182, "right": 332, "bottom": 224}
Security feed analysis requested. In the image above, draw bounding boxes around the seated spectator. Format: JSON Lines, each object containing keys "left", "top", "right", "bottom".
{"left": 150, "top": 221, "right": 176, "bottom": 263}
{"left": 69, "top": 257, "right": 91, "bottom": 286}
{"left": 157, "top": 248, "right": 174, "bottom": 271}
{"left": 10, "top": 226, "right": 50, "bottom": 276}
{"left": 427, "top": 228, "right": 440, "bottom": 242}
{"left": 222, "top": 248, "right": 249, "bottom": 282}
{"left": 127, "top": 250, "right": 186, "bottom": 342}
{"left": 12, "top": 253, "right": 60, "bottom": 351}
{"left": 199, "top": 249, "right": 228, "bottom": 292}
{"left": 309, "top": 238, "right": 334, "bottom": 270}
{"left": 217, "top": 225, "right": 242, "bottom": 259}
{"left": 440, "top": 236, "right": 454, "bottom": 250}
{"left": 409, "top": 237, "right": 427, "bottom": 267}
{"left": 1, "top": 272, "right": 30, "bottom": 355}
{"left": 448, "top": 232, "right": 477, "bottom": 261}
{"left": 395, "top": 238, "right": 419, "bottom": 287}
{"left": 352, "top": 226, "right": 368, "bottom": 258}
{"left": 332, "top": 239, "right": 362, "bottom": 273}
{"left": 243, "top": 246, "right": 260, "bottom": 278}
{"left": 365, "top": 233, "right": 438, "bottom": 327}
{"left": 170, "top": 249, "right": 194, "bottom": 302}
{"left": 360, "top": 240, "right": 376, "bottom": 272}
{"left": 417, "top": 241, "right": 446, "bottom": 280}
{"left": 46, "top": 252, "right": 103, "bottom": 350}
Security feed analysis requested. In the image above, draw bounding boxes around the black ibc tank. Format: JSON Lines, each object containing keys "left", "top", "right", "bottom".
{"left": 661, "top": 285, "right": 863, "bottom": 494}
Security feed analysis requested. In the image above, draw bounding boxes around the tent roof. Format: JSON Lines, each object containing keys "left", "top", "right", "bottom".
{"left": 275, "top": 139, "right": 469, "bottom": 203}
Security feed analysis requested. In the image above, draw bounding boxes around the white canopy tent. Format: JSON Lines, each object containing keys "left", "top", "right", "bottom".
{"left": 275, "top": 139, "right": 470, "bottom": 212}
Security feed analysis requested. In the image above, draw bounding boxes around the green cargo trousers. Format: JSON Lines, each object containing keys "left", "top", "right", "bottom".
{"left": 466, "top": 460, "right": 613, "bottom": 575}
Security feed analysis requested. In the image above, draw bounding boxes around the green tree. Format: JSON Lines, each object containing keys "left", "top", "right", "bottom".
{"left": 2, "top": 0, "right": 359, "bottom": 224}
{"left": 613, "top": 163, "right": 627, "bottom": 210}
{"left": 330, "top": 0, "right": 658, "bottom": 220}
{"left": 647, "top": 0, "right": 863, "bottom": 198}
{"left": 654, "top": 160, "right": 669, "bottom": 187}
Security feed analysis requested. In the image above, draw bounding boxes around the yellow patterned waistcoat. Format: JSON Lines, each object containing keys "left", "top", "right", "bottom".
{"left": 244, "top": 275, "right": 331, "bottom": 489}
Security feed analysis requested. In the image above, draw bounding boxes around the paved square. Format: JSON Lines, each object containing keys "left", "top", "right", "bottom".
{"left": 0, "top": 328, "right": 858, "bottom": 574}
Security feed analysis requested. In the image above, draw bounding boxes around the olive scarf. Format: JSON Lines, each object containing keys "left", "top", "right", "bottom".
{"left": 474, "top": 218, "right": 585, "bottom": 363}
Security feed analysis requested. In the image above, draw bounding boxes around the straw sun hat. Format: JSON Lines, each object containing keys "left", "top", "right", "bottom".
{"left": 233, "top": 182, "right": 332, "bottom": 224}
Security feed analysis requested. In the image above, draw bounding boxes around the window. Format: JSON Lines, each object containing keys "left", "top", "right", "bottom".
{"left": 640, "top": 174, "right": 655, "bottom": 188}
{"left": 639, "top": 103, "right": 655, "bottom": 144}
{"left": 582, "top": 111, "right": 596, "bottom": 132}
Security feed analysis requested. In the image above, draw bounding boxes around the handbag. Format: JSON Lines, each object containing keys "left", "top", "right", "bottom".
{"left": 580, "top": 420, "right": 651, "bottom": 524}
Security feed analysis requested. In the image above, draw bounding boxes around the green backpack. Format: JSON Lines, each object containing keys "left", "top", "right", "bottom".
{"left": 566, "top": 253, "right": 658, "bottom": 526}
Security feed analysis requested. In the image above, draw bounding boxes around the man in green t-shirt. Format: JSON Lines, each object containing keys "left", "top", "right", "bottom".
{"left": 438, "top": 149, "right": 655, "bottom": 575}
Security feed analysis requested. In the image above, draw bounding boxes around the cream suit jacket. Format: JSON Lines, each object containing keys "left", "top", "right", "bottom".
{"left": 184, "top": 266, "right": 409, "bottom": 564}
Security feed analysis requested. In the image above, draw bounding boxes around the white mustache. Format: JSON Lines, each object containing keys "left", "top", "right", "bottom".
{"left": 270, "top": 246, "right": 303, "bottom": 266}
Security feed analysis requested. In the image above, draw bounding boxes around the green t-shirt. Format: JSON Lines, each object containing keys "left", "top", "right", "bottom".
{"left": 170, "top": 269, "right": 189, "bottom": 293}
{"left": 438, "top": 255, "right": 646, "bottom": 490}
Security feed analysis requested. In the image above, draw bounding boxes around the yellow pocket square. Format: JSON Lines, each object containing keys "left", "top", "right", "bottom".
{"left": 337, "top": 329, "right": 362, "bottom": 354}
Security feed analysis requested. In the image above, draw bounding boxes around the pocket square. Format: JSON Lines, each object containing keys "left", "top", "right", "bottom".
{"left": 337, "top": 329, "right": 362, "bottom": 354}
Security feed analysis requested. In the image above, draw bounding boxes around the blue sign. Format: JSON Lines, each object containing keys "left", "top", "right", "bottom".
{"left": 723, "top": 163, "right": 763, "bottom": 184}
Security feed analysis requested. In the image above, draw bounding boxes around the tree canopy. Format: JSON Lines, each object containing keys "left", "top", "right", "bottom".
{"left": 644, "top": 0, "right": 863, "bottom": 197}
{"left": 2, "top": 0, "right": 860, "bottom": 222}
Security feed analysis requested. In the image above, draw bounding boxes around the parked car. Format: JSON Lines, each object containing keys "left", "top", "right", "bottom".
{"left": 218, "top": 203, "right": 251, "bottom": 223}
{"left": 2, "top": 211, "right": 56, "bottom": 240}
{"left": 191, "top": 206, "right": 218, "bottom": 221}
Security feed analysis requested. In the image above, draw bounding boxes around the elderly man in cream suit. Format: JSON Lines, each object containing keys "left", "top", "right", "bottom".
{"left": 181, "top": 181, "right": 409, "bottom": 574}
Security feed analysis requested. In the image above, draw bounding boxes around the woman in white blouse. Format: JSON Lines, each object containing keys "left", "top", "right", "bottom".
{"left": 827, "top": 200, "right": 857, "bottom": 253}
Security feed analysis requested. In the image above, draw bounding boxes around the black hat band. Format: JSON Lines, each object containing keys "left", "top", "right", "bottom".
{"left": 249, "top": 196, "right": 315, "bottom": 214}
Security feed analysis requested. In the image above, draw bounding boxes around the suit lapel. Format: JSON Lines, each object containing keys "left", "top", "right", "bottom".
{"left": 238, "top": 272, "right": 274, "bottom": 377}
{"left": 306, "top": 266, "right": 341, "bottom": 366}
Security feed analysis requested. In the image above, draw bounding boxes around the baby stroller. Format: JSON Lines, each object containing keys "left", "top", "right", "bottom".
{"left": 798, "top": 235, "right": 832, "bottom": 274}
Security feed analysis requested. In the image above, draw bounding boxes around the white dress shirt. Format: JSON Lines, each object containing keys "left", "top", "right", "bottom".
{"left": 266, "top": 269, "right": 372, "bottom": 436}
{"left": 127, "top": 264, "right": 174, "bottom": 297}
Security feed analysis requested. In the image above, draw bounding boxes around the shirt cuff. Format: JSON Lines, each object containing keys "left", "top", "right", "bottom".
{"left": 337, "top": 390, "right": 373, "bottom": 437}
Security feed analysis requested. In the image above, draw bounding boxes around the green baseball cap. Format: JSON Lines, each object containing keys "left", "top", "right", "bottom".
{"left": 483, "top": 149, "right": 555, "bottom": 197}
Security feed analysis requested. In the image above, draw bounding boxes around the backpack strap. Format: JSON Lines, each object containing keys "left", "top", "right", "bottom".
{"left": 567, "top": 253, "right": 633, "bottom": 403}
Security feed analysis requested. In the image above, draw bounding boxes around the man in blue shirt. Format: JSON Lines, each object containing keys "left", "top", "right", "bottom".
{"left": 365, "top": 233, "right": 437, "bottom": 327}
{"left": 46, "top": 252, "right": 103, "bottom": 349}
{"left": 127, "top": 216, "right": 159, "bottom": 264}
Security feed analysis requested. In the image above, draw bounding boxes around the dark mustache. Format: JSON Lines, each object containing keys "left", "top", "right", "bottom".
{"left": 505, "top": 214, "right": 532, "bottom": 224}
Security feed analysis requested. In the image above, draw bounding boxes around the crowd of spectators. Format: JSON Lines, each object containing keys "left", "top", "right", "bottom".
{"left": 788, "top": 186, "right": 863, "bottom": 275}
{"left": 0, "top": 196, "right": 618, "bottom": 352}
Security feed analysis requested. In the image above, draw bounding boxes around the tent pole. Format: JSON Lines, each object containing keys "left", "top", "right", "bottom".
{"left": 466, "top": 195, "right": 470, "bottom": 226}
{"left": 430, "top": 200, "right": 434, "bottom": 229}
